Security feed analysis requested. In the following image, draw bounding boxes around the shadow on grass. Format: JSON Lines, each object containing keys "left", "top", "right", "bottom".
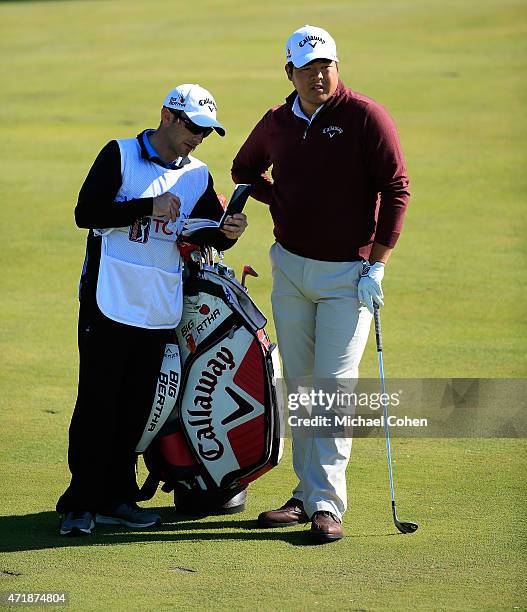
{"left": 0, "top": 506, "right": 397, "bottom": 552}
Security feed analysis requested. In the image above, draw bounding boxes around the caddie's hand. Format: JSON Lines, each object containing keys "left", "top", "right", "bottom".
{"left": 152, "top": 192, "right": 181, "bottom": 221}
{"left": 221, "top": 213, "right": 248, "bottom": 240}
{"left": 358, "top": 261, "right": 385, "bottom": 314}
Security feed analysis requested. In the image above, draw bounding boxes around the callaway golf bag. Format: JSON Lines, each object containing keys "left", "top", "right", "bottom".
{"left": 136, "top": 248, "right": 284, "bottom": 514}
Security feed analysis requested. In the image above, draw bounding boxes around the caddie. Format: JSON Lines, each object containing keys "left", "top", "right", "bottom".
{"left": 57, "top": 83, "right": 247, "bottom": 536}
{"left": 232, "top": 25, "right": 410, "bottom": 542}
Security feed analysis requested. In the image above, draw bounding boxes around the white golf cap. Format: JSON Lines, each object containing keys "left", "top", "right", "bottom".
{"left": 163, "top": 84, "right": 225, "bottom": 136}
{"left": 285, "top": 25, "right": 339, "bottom": 68}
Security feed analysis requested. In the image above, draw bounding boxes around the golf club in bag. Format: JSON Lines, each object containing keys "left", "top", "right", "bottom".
{"left": 373, "top": 304, "right": 418, "bottom": 534}
{"left": 136, "top": 247, "right": 284, "bottom": 516}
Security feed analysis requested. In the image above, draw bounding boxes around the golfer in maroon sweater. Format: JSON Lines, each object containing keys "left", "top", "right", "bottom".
{"left": 232, "top": 25, "right": 410, "bottom": 542}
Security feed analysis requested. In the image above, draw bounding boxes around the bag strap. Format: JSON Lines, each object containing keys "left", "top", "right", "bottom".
{"left": 136, "top": 473, "right": 160, "bottom": 501}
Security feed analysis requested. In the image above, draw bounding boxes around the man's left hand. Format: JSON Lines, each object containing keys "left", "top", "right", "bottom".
{"left": 221, "top": 213, "right": 248, "bottom": 240}
{"left": 358, "top": 261, "right": 385, "bottom": 314}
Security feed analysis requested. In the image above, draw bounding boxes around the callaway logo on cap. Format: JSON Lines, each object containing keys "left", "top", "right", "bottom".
{"left": 285, "top": 25, "right": 339, "bottom": 68}
{"left": 163, "top": 84, "right": 226, "bottom": 136}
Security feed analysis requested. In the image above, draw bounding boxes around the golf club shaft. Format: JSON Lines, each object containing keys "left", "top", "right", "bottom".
{"left": 373, "top": 306, "right": 396, "bottom": 504}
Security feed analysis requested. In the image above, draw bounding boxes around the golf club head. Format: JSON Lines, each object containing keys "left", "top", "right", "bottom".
{"left": 393, "top": 504, "right": 418, "bottom": 533}
{"left": 241, "top": 264, "right": 258, "bottom": 288}
{"left": 243, "top": 265, "right": 258, "bottom": 278}
{"left": 394, "top": 519, "right": 419, "bottom": 534}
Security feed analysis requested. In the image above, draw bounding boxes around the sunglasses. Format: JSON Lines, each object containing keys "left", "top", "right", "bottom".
{"left": 168, "top": 109, "right": 213, "bottom": 137}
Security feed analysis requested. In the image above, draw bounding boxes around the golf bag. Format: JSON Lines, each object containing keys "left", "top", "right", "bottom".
{"left": 137, "top": 253, "right": 284, "bottom": 514}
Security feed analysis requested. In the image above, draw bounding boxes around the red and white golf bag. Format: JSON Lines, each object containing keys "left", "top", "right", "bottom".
{"left": 136, "top": 254, "right": 284, "bottom": 514}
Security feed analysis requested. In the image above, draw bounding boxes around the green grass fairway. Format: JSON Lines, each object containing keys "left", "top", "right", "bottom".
{"left": 1, "top": 0, "right": 526, "bottom": 610}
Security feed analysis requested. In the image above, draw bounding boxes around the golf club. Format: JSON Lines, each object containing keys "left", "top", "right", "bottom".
{"left": 373, "top": 303, "right": 418, "bottom": 534}
{"left": 241, "top": 264, "right": 258, "bottom": 288}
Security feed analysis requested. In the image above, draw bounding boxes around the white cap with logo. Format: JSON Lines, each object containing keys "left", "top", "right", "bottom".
{"left": 163, "top": 84, "right": 225, "bottom": 136}
{"left": 285, "top": 25, "right": 339, "bottom": 68}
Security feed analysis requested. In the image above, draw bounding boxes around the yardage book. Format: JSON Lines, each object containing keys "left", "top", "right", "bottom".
{"left": 181, "top": 183, "right": 252, "bottom": 236}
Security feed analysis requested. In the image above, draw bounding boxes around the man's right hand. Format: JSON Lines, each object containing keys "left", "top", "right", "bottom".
{"left": 152, "top": 192, "right": 181, "bottom": 221}
{"left": 358, "top": 261, "right": 385, "bottom": 314}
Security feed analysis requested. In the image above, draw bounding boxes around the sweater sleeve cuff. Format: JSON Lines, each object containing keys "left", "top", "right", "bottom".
{"left": 132, "top": 197, "right": 154, "bottom": 217}
{"left": 373, "top": 231, "right": 400, "bottom": 249}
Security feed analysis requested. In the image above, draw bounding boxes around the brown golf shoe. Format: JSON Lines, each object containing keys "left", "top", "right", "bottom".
{"left": 258, "top": 497, "right": 309, "bottom": 528}
{"left": 310, "top": 511, "right": 344, "bottom": 543}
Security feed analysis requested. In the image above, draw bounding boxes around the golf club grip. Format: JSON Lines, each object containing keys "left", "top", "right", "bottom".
{"left": 373, "top": 305, "right": 382, "bottom": 352}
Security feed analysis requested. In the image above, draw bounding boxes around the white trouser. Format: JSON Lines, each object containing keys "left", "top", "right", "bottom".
{"left": 270, "top": 242, "right": 372, "bottom": 519}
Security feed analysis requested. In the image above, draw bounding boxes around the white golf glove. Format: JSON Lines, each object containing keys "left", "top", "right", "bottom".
{"left": 358, "top": 261, "right": 385, "bottom": 314}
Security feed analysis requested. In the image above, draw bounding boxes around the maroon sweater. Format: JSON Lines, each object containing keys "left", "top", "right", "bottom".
{"left": 231, "top": 80, "right": 410, "bottom": 261}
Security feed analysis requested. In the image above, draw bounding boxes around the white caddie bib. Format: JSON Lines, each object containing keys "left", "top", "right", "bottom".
{"left": 95, "top": 137, "right": 209, "bottom": 329}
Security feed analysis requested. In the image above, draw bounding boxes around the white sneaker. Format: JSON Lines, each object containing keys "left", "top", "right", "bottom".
{"left": 60, "top": 511, "right": 95, "bottom": 536}
{"left": 96, "top": 502, "right": 161, "bottom": 528}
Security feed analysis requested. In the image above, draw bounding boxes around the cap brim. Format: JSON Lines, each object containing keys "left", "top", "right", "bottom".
{"left": 292, "top": 53, "right": 339, "bottom": 68}
{"left": 184, "top": 112, "right": 226, "bottom": 137}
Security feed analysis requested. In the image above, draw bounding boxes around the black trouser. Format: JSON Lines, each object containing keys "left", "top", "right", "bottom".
{"left": 56, "top": 301, "right": 170, "bottom": 514}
